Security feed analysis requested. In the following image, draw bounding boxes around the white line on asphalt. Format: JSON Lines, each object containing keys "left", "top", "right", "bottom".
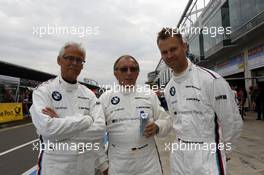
{"left": 0, "top": 139, "right": 39, "bottom": 157}
{"left": 21, "top": 165, "right": 37, "bottom": 175}
{"left": 0, "top": 123, "right": 33, "bottom": 133}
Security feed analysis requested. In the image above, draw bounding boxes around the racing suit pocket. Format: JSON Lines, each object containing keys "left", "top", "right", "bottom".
{"left": 108, "top": 145, "right": 136, "bottom": 174}
{"left": 42, "top": 153, "right": 77, "bottom": 175}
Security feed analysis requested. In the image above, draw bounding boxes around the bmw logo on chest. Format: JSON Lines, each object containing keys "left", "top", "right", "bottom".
{"left": 52, "top": 91, "right": 62, "bottom": 101}
{"left": 170, "top": 87, "right": 176, "bottom": 96}
{"left": 111, "top": 96, "right": 120, "bottom": 105}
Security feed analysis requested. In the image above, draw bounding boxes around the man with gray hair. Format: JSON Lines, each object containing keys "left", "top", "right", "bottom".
{"left": 100, "top": 55, "right": 172, "bottom": 175}
{"left": 30, "top": 42, "right": 108, "bottom": 175}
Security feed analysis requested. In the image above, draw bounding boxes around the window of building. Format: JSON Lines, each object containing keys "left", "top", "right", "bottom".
{"left": 229, "top": 0, "right": 264, "bottom": 31}
{"left": 256, "top": 0, "right": 264, "bottom": 14}
{"left": 189, "top": 35, "right": 200, "bottom": 57}
{"left": 203, "top": 10, "right": 222, "bottom": 53}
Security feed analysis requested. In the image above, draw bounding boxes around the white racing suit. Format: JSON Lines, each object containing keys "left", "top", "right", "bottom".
{"left": 30, "top": 76, "right": 108, "bottom": 175}
{"left": 100, "top": 87, "right": 172, "bottom": 175}
{"left": 164, "top": 59, "right": 243, "bottom": 175}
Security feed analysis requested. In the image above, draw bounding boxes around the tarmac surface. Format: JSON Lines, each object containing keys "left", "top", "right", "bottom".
{"left": 156, "top": 111, "right": 264, "bottom": 175}
{"left": 0, "top": 123, "right": 38, "bottom": 175}
{"left": 0, "top": 112, "right": 263, "bottom": 174}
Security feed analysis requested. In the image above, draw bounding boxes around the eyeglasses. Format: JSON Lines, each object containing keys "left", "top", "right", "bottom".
{"left": 63, "top": 56, "right": 86, "bottom": 65}
{"left": 115, "top": 67, "right": 139, "bottom": 73}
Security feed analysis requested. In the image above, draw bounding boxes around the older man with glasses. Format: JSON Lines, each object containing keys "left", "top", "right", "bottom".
{"left": 30, "top": 42, "right": 108, "bottom": 175}
{"left": 99, "top": 55, "right": 172, "bottom": 175}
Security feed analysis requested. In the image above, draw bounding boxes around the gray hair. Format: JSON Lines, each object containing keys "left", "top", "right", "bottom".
{"left": 113, "top": 55, "right": 140, "bottom": 71}
{"left": 58, "top": 41, "right": 86, "bottom": 58}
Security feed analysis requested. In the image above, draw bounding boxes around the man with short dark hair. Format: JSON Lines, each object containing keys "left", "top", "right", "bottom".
{"left": 100, "top": 55, "right": 171, "bottom": 175}
{"left": 30, "top": 42, "right": 108, "bottom": 175}
{"left": 157, "top": 28, "right": 243, "bottom": 175}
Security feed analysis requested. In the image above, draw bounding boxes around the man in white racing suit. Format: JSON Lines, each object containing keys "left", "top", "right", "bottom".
{"left": 157, "top": 28, "right": 243, "bottom": 175}
{"left": 30, "top": 42, "right": 108, "bottom": 175}
{"left": 99, "top": 55, "right": 172, "bottom": 175}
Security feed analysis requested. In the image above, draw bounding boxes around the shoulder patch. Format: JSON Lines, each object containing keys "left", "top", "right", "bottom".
{"left": 215, "top": 95, "right": 227, "bottom": 100}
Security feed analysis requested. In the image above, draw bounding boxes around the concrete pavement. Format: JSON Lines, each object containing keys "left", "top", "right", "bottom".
{"left": 227, "top": 112, "right": 264, "bottom": 175}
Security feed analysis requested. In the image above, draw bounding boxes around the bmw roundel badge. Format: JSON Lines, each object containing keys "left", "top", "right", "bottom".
{"left": 170, "top": 87, "right": 176, "bottom": 96}
{"left": 111, "top": 96, "right": 120, "bottom": 105}
{"left": 52, "top": 91, "right": 62, "bottom": 101}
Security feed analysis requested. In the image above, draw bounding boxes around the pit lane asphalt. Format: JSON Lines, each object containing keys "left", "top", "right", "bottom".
{"left": 0, "top": 123, "right": 39, "bottom": 175}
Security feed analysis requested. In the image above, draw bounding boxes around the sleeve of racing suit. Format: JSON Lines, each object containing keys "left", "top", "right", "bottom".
{"left": 98, "top": 91, "right": 109, "bottom": 125}
{"left": 164, "top": 89, "right": 174, "bottom": 118}
{"left": 30, "top": 87, "right": 94, "bottom": 141}
{"left": 151, "top": 91, "right": 172, "bottom": 137}
{"left": 76, "top": 93, "right": 108, "bottom": 171}
{"left": 208, "top": 77, "right": 243, "bottom": 150}
{"left": 92, "top": 93, "right": 109, "bottom": 172}
{"left": 94, "top": 139, "right": 109, "bottom": 172}
{"left": 77, "top": 93, "right": 106, "bottom": 141}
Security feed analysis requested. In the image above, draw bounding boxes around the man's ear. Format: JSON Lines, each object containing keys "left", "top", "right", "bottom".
{"left": 57, "top": 56, "right": 61, "bottom": 65}
{"left": 182, "top": 41, "right": 187, "bottom": 52}
{"left": 114, "top": 70, "right": 118, "bottom": 79}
